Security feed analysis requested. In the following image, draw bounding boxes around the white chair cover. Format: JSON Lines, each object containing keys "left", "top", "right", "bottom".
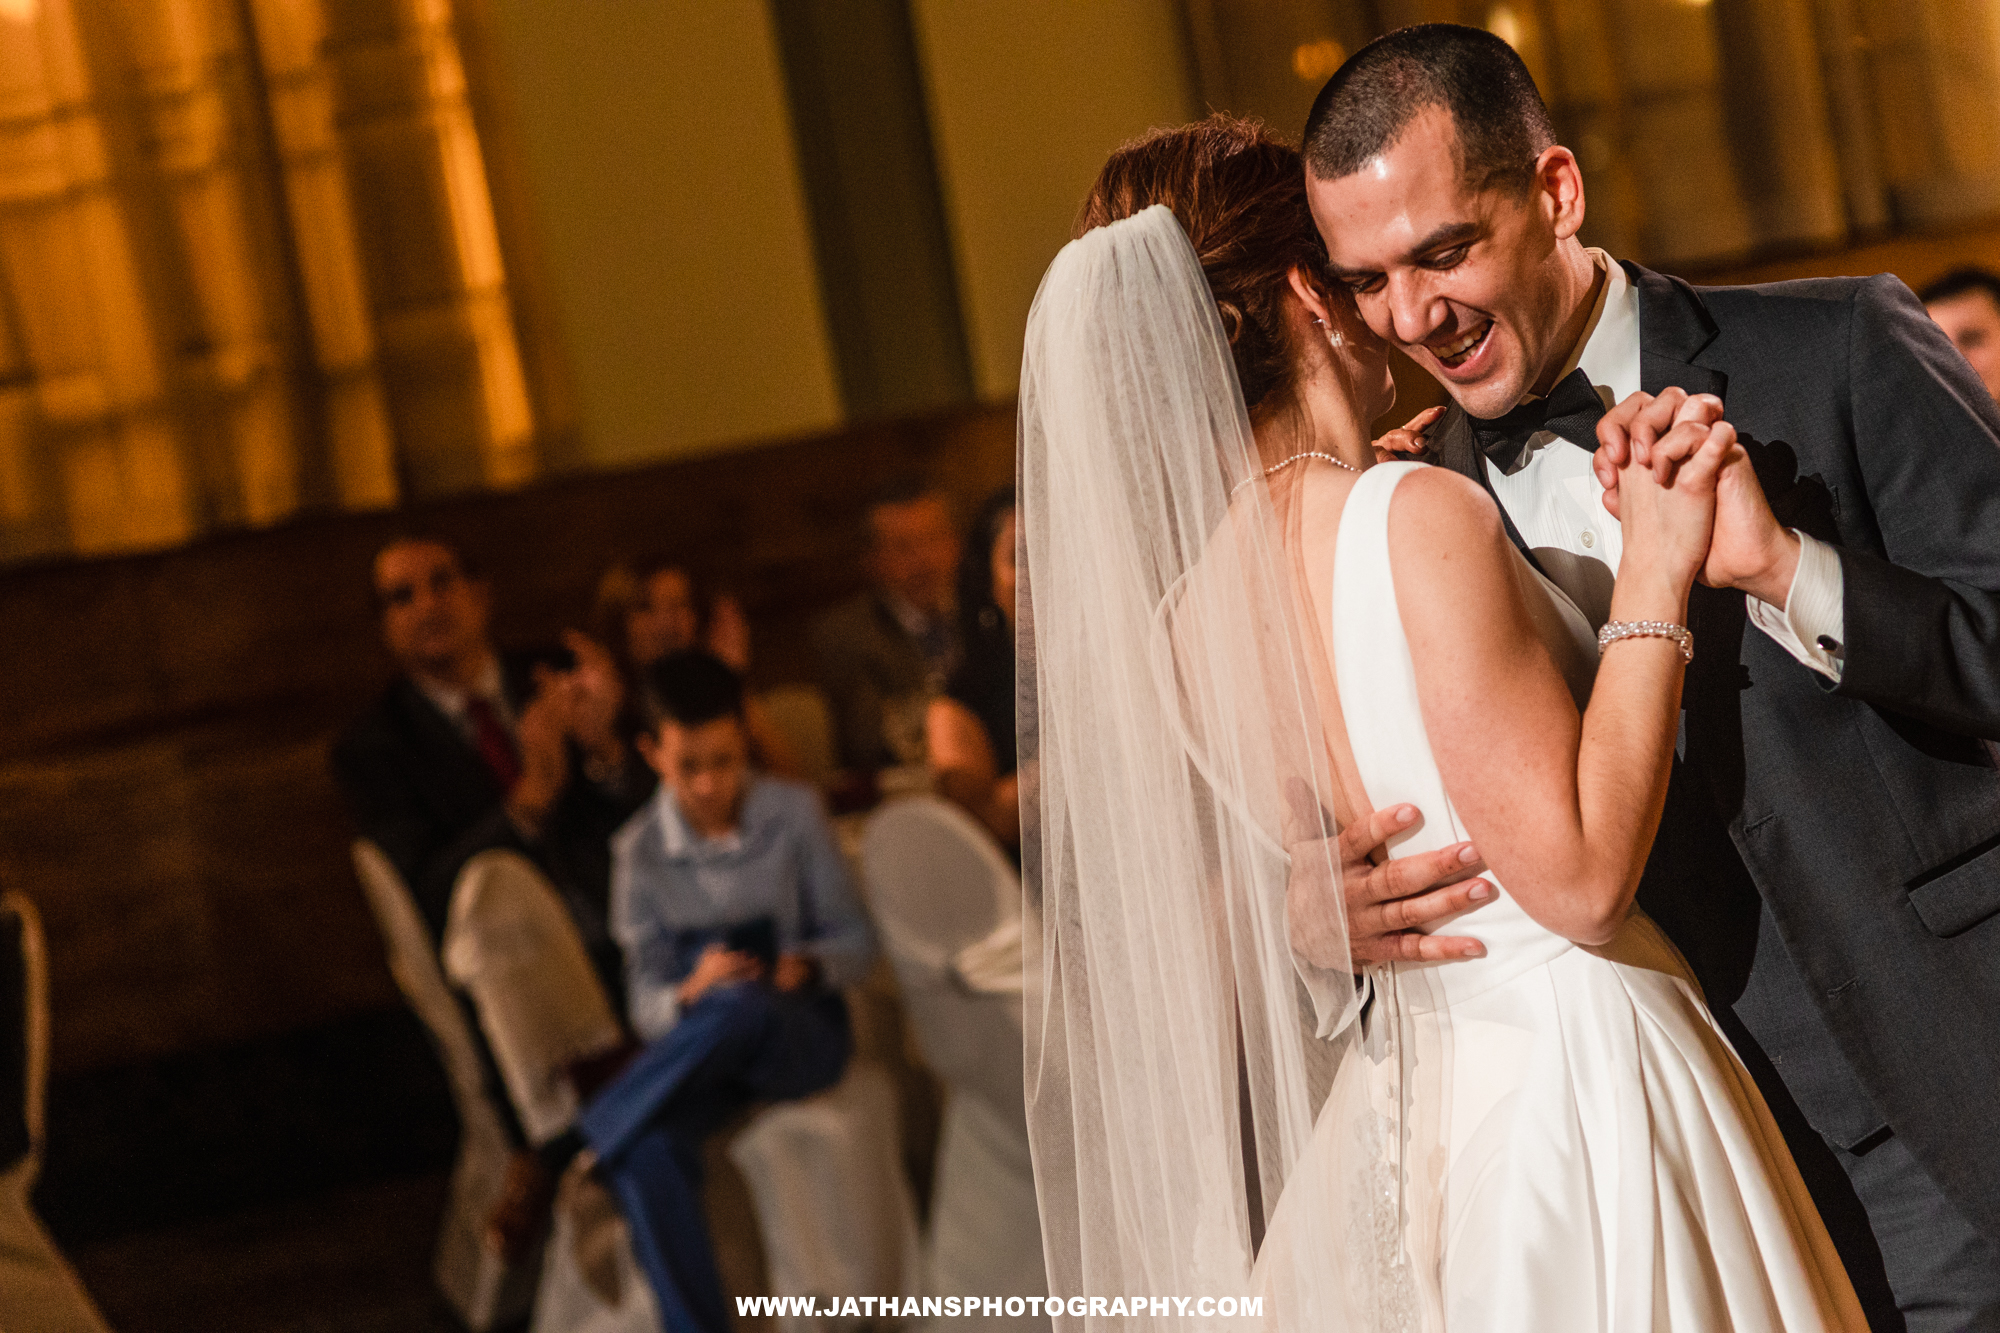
{"left": 431, "top": 852, "right": 656, "bottom": 1333}
{"left": 860, "top": 798, "right": 1048, "bottom": 1326}
{"left": 727, "top": 1060, "right": 923, "bottom": 1331}
{"left": 757, "top": 685, "right": 839, "bottom": 790}
{"left": 351, "top": 841, "right": 538, "bottom": 1330}
{"left": 0, "top": 892, "right": 114, "bottom": 1333}
{"left": 444, "top": 851, "right": 625, "bottom": 1146}
{"left": 531, "top": 1168, "right": 663, "bottom": 1333}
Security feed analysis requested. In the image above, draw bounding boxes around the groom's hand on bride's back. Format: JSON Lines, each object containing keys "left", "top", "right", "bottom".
{"left": 1337, "top": 804, "right": 1494, "bottom": 965}
{"left": 1594, "top": 390, "right": 1801, "bottom": 605}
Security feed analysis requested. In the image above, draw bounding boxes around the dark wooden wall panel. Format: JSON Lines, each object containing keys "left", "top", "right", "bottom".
{"left": 0, "top": 404, "right": 1014, "bottom": 1075}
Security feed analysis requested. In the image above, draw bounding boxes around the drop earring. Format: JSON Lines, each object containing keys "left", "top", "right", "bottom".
{"left": 1312, "top": 314, "right": 1343, "bottom": 350}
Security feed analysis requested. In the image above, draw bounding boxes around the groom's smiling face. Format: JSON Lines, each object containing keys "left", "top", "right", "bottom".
{"left": 1307, "top": 105, "right": 1584, "bottom": 420}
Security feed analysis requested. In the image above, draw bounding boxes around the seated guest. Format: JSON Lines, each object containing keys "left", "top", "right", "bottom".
{"left": 492, "top": 650, "right": 872, "bottom": 1330}
{"left": 1920, "top": 266, "right": 2000, "bottom": 400}
{"left": 332, "top": 535, "right": 646, "bottom": 985}
{"left": 592, "top": 556, "right": 800, "bottom": 777}
{"left": 811, "top": 478, "right": 962, "bottom": 774}
{"left": 927, "top": 488, "right": 1019, "bottom": 849}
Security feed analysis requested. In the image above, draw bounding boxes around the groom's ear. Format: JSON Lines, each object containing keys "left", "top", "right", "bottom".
{"left": 1532, "top": 144, "right": 1587, "bottom": 242}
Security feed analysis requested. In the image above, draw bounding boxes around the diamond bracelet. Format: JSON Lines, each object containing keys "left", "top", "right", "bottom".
{"left": 1597, "top": 619, "right": 1693, "bottom": 664}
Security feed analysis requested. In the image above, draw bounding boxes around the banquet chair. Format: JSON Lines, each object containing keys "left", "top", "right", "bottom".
{"left": 440, "top": 850, "right": 654, "bottom": 1333}
{"left": 860, "top": 797, "right": 1048, "bottom": 1327}
{"left": 0, "top": 892, "right": 116, "bottom": 1333}
{"left": 351, "top": 841, "right": 540, "bottom": 1329}
{"left": 443, "top": 851, "right": 626, "bottom": 1146}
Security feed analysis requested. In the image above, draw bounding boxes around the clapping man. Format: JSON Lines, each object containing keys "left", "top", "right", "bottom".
{"left": 333, "top": 535, "right": 647, "bottom": 990}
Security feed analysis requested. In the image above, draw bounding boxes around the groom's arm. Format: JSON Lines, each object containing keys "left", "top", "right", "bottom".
{"left": 1601, "top": 279, "right": 2000, "bottom": 739}
{"left": 1829, "top": 276, "right": 2000, "bottom": 739}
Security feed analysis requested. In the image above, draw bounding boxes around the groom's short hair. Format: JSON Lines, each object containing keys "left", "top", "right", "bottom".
{"left": 1303, "top": 24, "right": 1556, "bottom": 197}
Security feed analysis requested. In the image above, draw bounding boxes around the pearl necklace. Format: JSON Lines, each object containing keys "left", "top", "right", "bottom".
{"left": 1231, "top": 450, "right": 1359, "bottom": 497}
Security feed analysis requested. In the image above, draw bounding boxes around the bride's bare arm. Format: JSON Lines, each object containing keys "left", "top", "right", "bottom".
{"left": 1389, "top": 421, "right": 1734, "bottom": 945}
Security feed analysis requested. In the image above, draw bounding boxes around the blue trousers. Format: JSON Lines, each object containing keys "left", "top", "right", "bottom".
{"left": 576, "top": 983, "right": 850, "bottom": 1333}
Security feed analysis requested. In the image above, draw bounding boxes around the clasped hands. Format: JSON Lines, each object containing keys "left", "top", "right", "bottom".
{"left": 1302, "top": 389, "right": 1799, "bottom": 963}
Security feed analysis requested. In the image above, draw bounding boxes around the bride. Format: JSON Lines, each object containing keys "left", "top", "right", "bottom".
{"left": 1018, "top": 115, "right": 1865, "bottom": 1330}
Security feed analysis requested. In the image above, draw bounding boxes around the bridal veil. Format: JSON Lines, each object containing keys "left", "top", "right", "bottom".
{"left": 1018, "top": 205, "right": 1413, "bottom": 1328}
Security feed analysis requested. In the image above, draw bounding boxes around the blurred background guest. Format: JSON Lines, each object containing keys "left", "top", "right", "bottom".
{"left": 927, "top": 488, "right": 1020, "bottom": 850}
{"left": 332, "top": 536, "right": 645, "bottom": 987}
{"left": 811, "top": 479, "right": 963, "bottom": 776}
{"left": 1921, "top": 266, "right": 2000, "bottom": 400}
{"left": 592, "top": 556, "right": 801, "bottom": 778}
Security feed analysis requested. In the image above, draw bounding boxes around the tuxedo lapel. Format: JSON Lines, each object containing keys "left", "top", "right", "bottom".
{"left": 1626, "top": 262, "right": 1728, "bottom": 401}
{"left": 1428, "top": 405, "right": 1548, "bottom": 576}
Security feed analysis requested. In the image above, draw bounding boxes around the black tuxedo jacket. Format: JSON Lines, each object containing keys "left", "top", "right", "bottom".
{"left": 1429, "top": 263, "right": 2000, "bottom": 1242}
{"left": 330, "top": 651, "right": 648, "bottom": 950}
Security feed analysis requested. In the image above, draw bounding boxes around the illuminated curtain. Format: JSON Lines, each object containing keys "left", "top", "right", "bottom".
{"left": 0, "top": 0, "right": 545, "bottom": 565}
{"left": 1182, "top": 0, "right": 2000, "bottom": 269}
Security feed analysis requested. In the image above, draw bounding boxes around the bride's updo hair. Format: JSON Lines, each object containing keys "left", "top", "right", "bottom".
{"left": 1076, "top": 113, "right": 1334, "bottom": 412}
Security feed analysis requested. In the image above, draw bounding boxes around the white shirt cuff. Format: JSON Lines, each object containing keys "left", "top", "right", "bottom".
{"left": 1745, "top": 531, "right": 1845, "bottom": 681}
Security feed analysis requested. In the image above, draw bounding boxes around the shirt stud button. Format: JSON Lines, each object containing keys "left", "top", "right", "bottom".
{"left": 1580, "top": 530, "right": 1596, "bottom": 548}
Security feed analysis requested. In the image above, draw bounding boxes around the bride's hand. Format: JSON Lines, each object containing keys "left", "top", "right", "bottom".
{"left": 1613, "top": 401, "right": 1741, "bottom": 593}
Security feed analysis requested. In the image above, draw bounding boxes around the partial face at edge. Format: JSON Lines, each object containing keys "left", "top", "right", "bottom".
{"left": 1927, "top": 289, "right": 2000, "bottom": 401}
{"left": 1306, "top": 105, "right": 1581, "bottom": 419}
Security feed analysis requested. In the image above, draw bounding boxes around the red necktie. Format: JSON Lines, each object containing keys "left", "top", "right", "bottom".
{"left": 464, "top": 695, "right": 522, "bottom": 791}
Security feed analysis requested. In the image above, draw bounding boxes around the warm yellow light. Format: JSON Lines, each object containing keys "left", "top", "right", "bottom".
{"left": 1486, "top": 5, "right": 1524, "bottom": 50}
{"left": 0, "top": 0, "right": 36, "bottom": 21}
{"left": 1292, "top": 39, "right": 1346, "bottom": 84}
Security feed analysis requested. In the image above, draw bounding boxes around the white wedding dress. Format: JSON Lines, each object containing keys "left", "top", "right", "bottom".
{"left": 1253, "top": 461, "right": 1867, "bottom": 1331}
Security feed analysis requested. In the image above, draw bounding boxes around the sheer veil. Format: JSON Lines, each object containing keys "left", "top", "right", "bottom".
{"left": 1019, "top": 205, "right": 1408, "bottom": 1327}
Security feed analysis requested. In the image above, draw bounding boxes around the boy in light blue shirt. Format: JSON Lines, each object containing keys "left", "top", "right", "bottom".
{"left": 612, "top": 695, "right": 874, "bottom": 1044}
{"left": 515, "top": 650, "right": 873, "bottom": 1333}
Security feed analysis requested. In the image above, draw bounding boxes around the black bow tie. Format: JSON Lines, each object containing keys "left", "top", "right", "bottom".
{"left": 1470, "top": 368, "right": 1608, "bottom": 473}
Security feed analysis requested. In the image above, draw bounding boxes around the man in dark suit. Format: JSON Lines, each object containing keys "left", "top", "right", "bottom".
{"left": 811, "top": 479, "right": 962, "bottom": 774}
{"left": 333, "top": 536, "right": 646, "bottom": 981}
{"left": 1305, "top": 24, "right": 2000, "bottom": 1328}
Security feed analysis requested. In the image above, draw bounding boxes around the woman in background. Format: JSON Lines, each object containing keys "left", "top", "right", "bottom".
{"left": 593, "top": 556, "right": 801, "bottom": 780}
{"left": 926, "top": 488, "right": 1019, "bottom": 849}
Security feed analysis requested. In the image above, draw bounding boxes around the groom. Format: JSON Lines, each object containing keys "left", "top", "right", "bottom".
{"left": 1312, "top": 23, "right": 2000, "bottom": 1329}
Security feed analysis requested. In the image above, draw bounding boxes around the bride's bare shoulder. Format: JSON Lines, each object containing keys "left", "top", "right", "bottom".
{"left": 1385, "top": 463, "right": 1506, "bottom": 553}
{"left": 1383, "top": 464, "right": 1521, "bottom": 628}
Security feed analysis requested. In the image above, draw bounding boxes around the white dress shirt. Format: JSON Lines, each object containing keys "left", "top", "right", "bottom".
{"left": 1483, "top": 251, "right": 1845, "bottom": 680}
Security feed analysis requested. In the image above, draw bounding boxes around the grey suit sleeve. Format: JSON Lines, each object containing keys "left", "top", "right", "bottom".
{"left": 1834, "top": 275, "right": 2000, "bottom": 738}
